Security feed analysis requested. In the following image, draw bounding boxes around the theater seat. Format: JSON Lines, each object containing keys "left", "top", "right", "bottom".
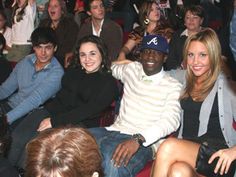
{"left": 136, "top": 161, "right": 153, "bottom": 177}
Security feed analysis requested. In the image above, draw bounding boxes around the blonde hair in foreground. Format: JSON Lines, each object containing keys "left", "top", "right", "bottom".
{"left": 181, "top": 28, "right": 222, "bottom": 101}
{"left": 25, "top": 127, "right": 103, "bottom": 177}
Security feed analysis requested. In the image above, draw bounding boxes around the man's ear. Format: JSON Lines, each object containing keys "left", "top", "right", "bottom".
{"left": 163, "top": 54, "right": 167, "bottom": 63}
{"left": 92, "top": 172, "right": 99, "bottom": 177}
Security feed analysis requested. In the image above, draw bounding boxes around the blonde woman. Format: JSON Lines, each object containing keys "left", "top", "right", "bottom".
{"left": 152, "top": 28, "right": 236, "bottom": 177}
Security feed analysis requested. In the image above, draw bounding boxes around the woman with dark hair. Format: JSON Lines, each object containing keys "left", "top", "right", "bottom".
{"left": 39, "top": 0, "right": 78, "bottom": 67}
{"left": 165, "top": 5, "right": 204, "bottom": 70}
{"left": 117, "top": 1, "right": 173, "bottom": 61}
{"left": 7, "top": 0, "right": 36, "bottom": 62}
{"left": 25, "top": 127, "right": 104, "bottom": 177}
{"left": 7, "top": 35, "right": 119, "bottom": 169}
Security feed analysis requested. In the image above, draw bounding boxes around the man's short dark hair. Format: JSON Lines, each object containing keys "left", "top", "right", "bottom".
{"left": 31, "top": 27, "right": 58, "bottom": 47}
{"left": 84, "top": 0, "right": 105, "bottom": 12}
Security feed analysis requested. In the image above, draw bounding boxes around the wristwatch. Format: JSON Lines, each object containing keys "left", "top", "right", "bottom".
{"left": 132, "top": 133, "right": 146, "bottom": 146}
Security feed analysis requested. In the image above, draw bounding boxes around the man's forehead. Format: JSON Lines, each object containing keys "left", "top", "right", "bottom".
{"left": 38, "top": 43, "right": 54, "bottom": 47}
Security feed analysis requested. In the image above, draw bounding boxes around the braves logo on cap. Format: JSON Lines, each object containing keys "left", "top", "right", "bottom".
{"left": 141, "top": 35, "right": 169, "bottom": 54}
{"left": 147, "top": 37, "right": 158, "bottom": 46}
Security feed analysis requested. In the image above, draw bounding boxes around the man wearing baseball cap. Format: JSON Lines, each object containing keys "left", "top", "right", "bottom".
{"left": 89, "top": 35, "right": 182, "bottom": 177}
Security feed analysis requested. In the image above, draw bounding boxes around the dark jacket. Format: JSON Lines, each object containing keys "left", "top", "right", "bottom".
{"left": 40, "top": 16, "right": 79, "bottom": 67}
{"left": 78, "top": 18, "right": 123, "bottom": 62}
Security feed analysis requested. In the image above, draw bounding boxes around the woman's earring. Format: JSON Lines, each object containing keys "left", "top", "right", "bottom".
{"left": 81, "top": 66, "right": 84, "bottom": 70}
{"left": 144, "top": 18, "right": 150, "bottom": 25}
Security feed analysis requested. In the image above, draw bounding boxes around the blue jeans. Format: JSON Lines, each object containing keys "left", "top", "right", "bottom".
{"left": 89, "top": 128, "right": 153, "bottom": 177}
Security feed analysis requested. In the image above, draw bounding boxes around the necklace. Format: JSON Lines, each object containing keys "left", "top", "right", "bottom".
{"left": 51, "top": 22, "right": 58, "bottom": 30}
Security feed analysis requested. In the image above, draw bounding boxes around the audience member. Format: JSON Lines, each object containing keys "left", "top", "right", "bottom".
{"left": 165, "top": 5, "right": 204, "bottom": 70}
{"left": 105, "top": 0, "right": 137, "bottom": 32}
{"left": 36, "top": 0, "right": 49, "bottom": 22}
{"left": 75, "top": 0, "right": 123, "bottom": 64}
{"left": 0, "top": 115, "right": 19, "bottom": 177}
{"left": 89, "top": 34, "right": 182, "bottom": 177}
{"left": 39, "top": 0, "right": 79, "bottom": 67}
{"left": 73, "top": 0, "right": 88, "bottom": 28}
{"left": 7, "top": 0, "right": 36, "bottom": 62}
{"left": 7, "top": 35, "right": 119, "bottom": 168}
{"left": 0, "top": 10, "right": 11, "bottom": 55}
{"left": 0, "top": 33, "right": 12, "bottom": 84}
{"left": 0, "top": 27, "right": 63, "bottom": 126}
{"left": 2, "top": 0, "right": 13, "bottom": 26}
{"left": 25, "top": 126, "right": 104, "bottom": 177}
{"left": 117, "top": 1, "right": 173, "bottom": 61}
{"left": 152, "top": 28, "right": 236, "bottom": 177}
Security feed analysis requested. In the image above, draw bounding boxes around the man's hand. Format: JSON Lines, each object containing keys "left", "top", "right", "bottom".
{"left": 208, "top": 147, "right": 236, "bottom": 175}
{"left": 112, "top": 139, "right": 140, "bottom": 167}
{"left": 37, "top": 118, "right": 52, "bottom": 132}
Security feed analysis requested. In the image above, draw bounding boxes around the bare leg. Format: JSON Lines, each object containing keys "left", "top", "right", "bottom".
{"left": 168, "top": 162, "right": 199, "bottom": 177}
{"left": 152, "top": 137, "right": 202, "bottom": 177}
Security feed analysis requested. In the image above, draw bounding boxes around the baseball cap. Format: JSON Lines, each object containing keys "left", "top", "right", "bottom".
{"left": 140, "top": 35, "right": 169, "bottom": 54}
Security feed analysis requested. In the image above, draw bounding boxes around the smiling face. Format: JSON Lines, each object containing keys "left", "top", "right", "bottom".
{"left": 48, "top": 0, "right": 63, "bottom": 22}
{"left": 140, "top": 49, "right": 165, "bottom": 76}
{"left": 88, "top": 0, "right": 105, "bottom": 20}
{"left": 79, "top": 42, "right": 102, "bottom": 73}
{"left": 147, "top": 2, "right": 160, "bottom": 23}
{"left": 34, "top": 43, "right": 56, "bottom": 66}
{"left": 184, "top": 11, "right": 203, "bottom": 32}
{"left": 187, "top": 41, "right": 211, "bottom": 80}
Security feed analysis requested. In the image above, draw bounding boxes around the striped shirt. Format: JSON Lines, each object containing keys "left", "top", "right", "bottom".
{"left": 107, "top": 62, "right": 182, "bottom": 151}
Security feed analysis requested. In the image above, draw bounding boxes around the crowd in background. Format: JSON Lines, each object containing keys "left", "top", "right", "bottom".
{"left": 0, "top": 0, "right": 236, "bottom": 177}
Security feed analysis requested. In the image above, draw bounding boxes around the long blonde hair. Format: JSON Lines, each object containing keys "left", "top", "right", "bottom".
{"left": 181, "top": 28, "right": 222, "bottom": 101}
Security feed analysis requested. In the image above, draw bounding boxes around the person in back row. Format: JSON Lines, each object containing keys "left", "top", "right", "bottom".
{"left": 117, "top": 1, "right": 173, "bottom": 62}
{"left": 165, "top": 5, "right": 204, "bottom": 70}
{"left": 6, "top": 0, "right": 36, "bottom": 62}
{"left": 39, "top": 0, "right": 79, "bottom": 67}
{"left": 68, "top": 0, "right": 123, "bottom": 67}
{"left": 7, "top": 35, "right": 119, "bottom": 169}
{"left": 89, "top": 34, "right": 182, "bottom": 177}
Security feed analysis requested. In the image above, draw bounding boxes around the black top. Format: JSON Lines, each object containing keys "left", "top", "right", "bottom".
{"left": 0, "top": 56, "right": 12, "bottom": 84}
{"left": 45, "top": 68, "right": 119, "bottom": 128}
{"left": 181, "top": 94, "right": 227, "bottom": 149}
{"left": 165, "top": 29, "right": 187, "bottom": 70}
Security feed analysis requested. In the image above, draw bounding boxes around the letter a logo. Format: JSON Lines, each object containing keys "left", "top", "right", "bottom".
{"left": 147, "top": 37, "right": 158, "bottom": 45}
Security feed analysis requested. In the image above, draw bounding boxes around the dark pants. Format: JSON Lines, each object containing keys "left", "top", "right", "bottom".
{"left": 7, "top": 108, "right": 50, "bottom": 168}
